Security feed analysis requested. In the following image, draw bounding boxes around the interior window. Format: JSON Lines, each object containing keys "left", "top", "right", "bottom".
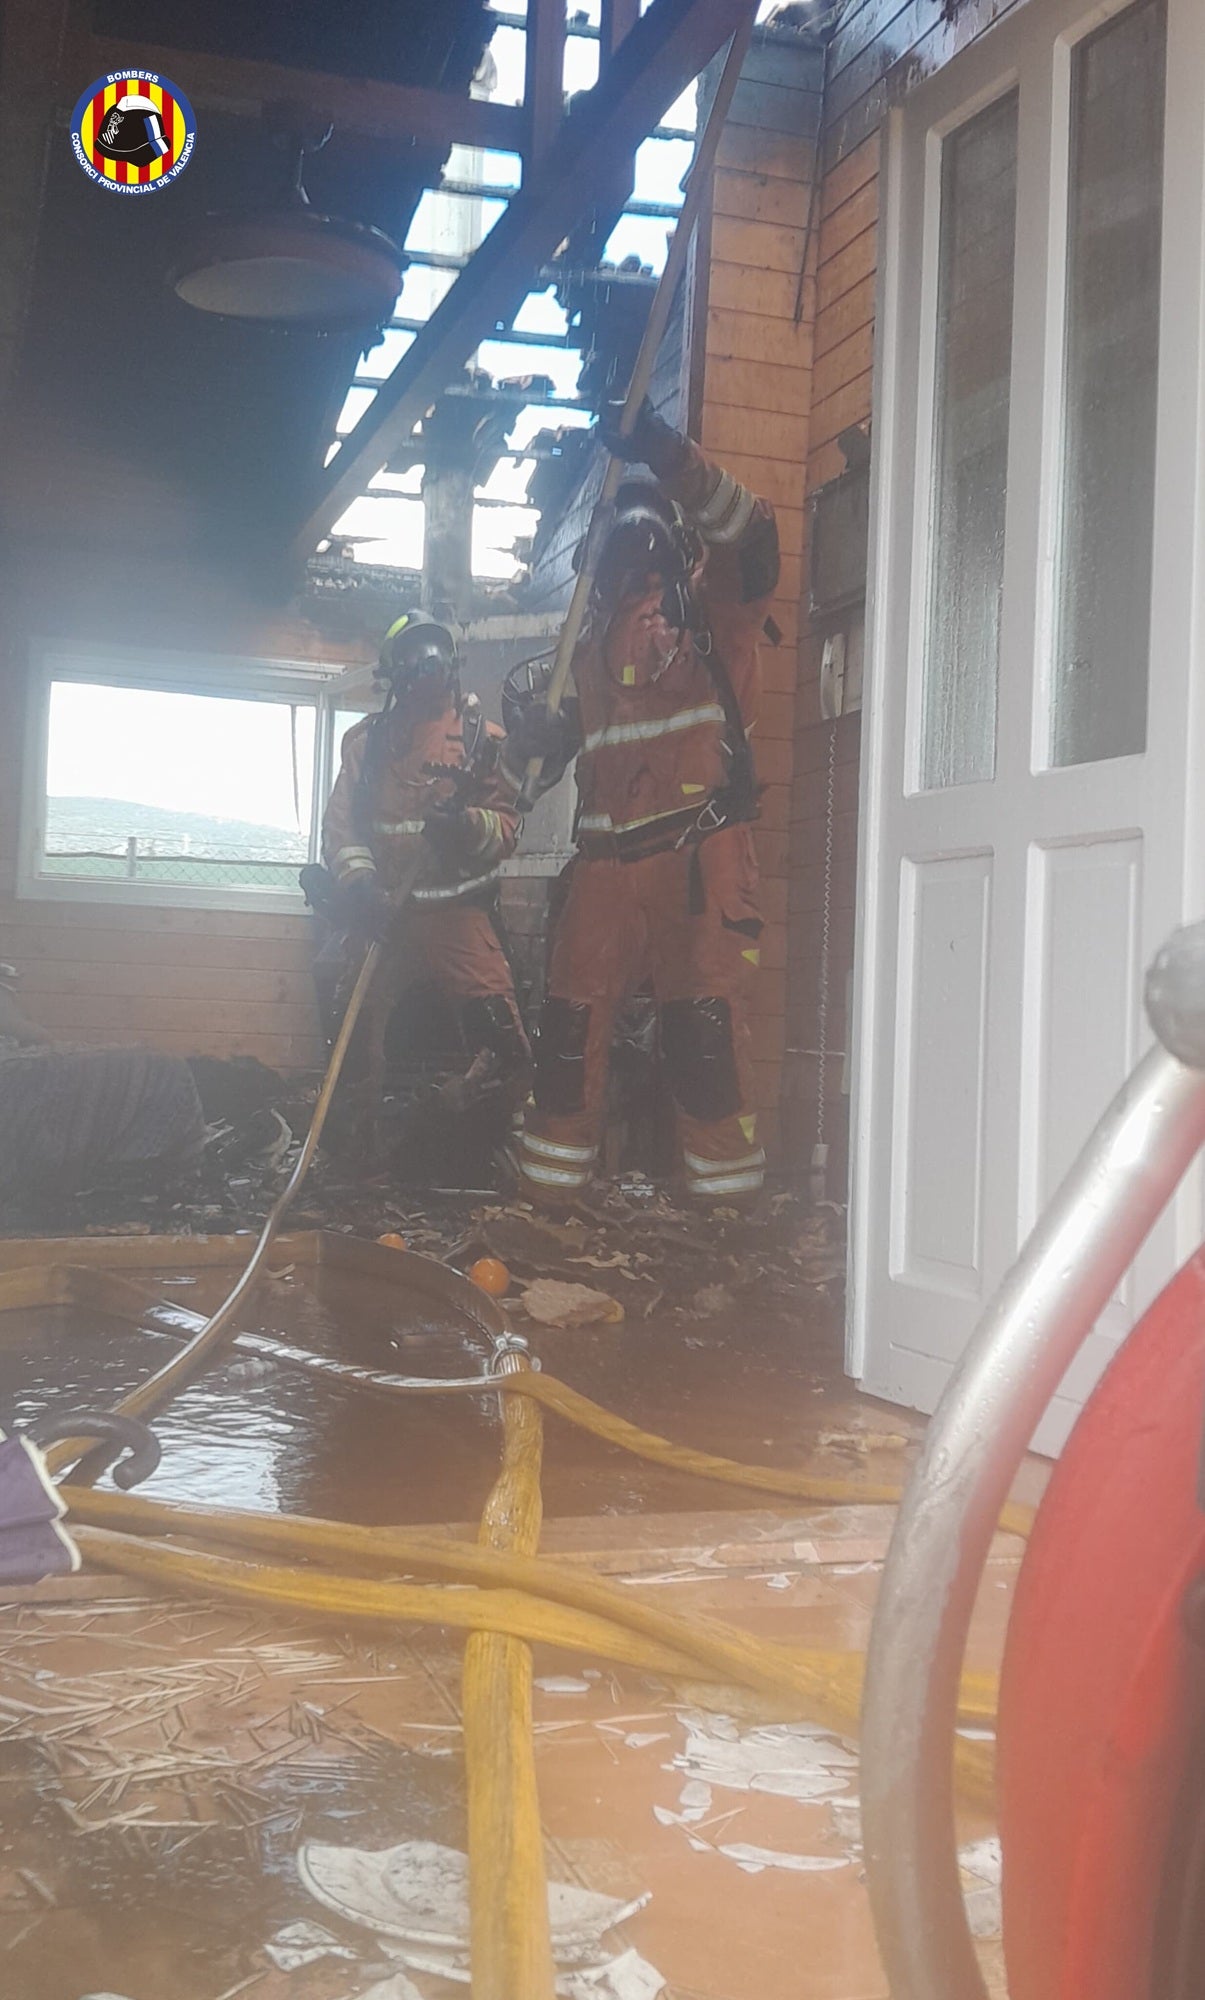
{"left": 39, "top": 679, "right": 318, "bottom": 895}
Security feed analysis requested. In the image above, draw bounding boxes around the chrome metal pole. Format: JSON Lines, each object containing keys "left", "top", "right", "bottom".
{"left": 861, "top": 1032, "right": 1205, "bottom": 2000}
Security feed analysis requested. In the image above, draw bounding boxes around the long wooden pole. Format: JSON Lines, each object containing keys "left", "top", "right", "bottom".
{"left": 523, "top": 3, "right": 756, "bottom": 800}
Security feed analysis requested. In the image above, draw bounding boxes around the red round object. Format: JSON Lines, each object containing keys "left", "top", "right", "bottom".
{"left": 999, "top": 1249, "right": 1205, "bottom": 2000}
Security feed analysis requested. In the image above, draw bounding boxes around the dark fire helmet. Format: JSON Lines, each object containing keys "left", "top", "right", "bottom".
{"left": 376, "top": 612, "right": 460, "bottom": 697}
{"left": 586, "top": 479, "right": 703, "bottom": 630}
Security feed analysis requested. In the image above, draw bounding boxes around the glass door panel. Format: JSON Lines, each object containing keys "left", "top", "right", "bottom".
{"left": 920, "top": 91, "right": 1019, "bottom": 792}
{"left": 1049, "top": 0, "right": 1167, "bottom": 768}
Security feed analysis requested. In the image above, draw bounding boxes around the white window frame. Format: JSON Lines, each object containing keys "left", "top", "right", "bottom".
{"left": 20, "top": 642, "right": 345, "bottom": 916}
{"left": 22, "top": 641, "right": 577, "bottom": 914}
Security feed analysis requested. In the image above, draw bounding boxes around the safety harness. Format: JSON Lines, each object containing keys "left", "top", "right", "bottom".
{"left": 574, "top": 619, "right": 761, "bottom": 913}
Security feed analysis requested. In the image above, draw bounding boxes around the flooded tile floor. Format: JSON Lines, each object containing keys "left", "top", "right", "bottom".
{"left": 0, "top": 1249, "right": 860, "bottom": 1524}
{"left": 0, "top": 1248, "right": 1025, "bottom": 1999}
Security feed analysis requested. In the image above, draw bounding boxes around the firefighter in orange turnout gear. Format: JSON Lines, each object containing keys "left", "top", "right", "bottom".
{"left": 317, "top": 614, "right": 528, "bottom": 1082}
{"left": 507, "top": 407, "right": 778, "bottom": 1207}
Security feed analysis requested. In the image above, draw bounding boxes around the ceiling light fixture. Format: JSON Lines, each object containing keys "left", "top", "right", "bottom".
{"left": 171, "top": 114, "right": 404, "bottom": 334}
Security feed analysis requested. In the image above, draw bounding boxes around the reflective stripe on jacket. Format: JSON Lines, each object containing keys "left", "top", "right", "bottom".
{"left": 567, "top": 441, "right": 778, "bottom": 847}
{"left": 321, "top": 706, "right": 520, "bottom": 901}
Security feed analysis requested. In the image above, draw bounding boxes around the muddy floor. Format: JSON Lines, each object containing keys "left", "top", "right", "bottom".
{"left": 0, "top": 1238, "right": 1011, "bottom": 2000}
{"left": 0, "top": 1257, "right": 849, "bottom": 1524}
{"left": 0, "top": 1509, "right": 1018, "bottom": 2000}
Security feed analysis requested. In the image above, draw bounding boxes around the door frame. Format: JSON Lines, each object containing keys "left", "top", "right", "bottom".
{"left": 849, "top": 0, "right": 1205, "bottom": 1391}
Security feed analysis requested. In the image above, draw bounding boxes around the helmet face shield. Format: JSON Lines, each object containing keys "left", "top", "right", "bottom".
{"left": 596, "top": 518, "right": 676, "bottom": 604}
{"left": 589, "top": 482, "right": 702, "bottom": 630}
{"left": 376, "top": 613, "right": 459, "bottom": 699}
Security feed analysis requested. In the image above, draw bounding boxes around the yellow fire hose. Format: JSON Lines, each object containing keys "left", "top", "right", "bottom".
{"left": 66, "top": 1523, "right": 997, "bottom": 1820}
{"left": 68, "top": 1522, "right": 717, "bottom": 1676}
{"left": 63, "top": 1484, "right": 999, "bottom": 1772}
{"left": 125, "top": 1311, "right": 1036, "bottom": 1535}
{"left": 46, "top": 1267, "right": 1012, "bottom": 1983}
{"left": 48, "top": 1259, "right": 1018, "bottom": 1977}
{"left": 28, "top": 883, "right": 1016, "bottom": 1980}
{"left": 30, "top": 890, "right": 1017, "bottom": 1980}
{"left": 503, "top": 1370, "right": 1036, "bottom": 1540}
{"left": 460, "top": 1351, "right": 556, "bottom": 1997}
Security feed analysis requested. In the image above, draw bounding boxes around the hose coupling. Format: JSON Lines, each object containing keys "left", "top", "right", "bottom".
{"left": 487, "top": 1332, "right": 540, "bottom": 1375}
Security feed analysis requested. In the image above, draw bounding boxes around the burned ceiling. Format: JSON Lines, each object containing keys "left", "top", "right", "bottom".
{"left": 0, "top": 0, "right": 746, "bottom": 598}
{"left": 0, "top": 0, "right": 496, "bottom": 575}
{"left": 87, "top": 0, "right": 494, "bottom": 91}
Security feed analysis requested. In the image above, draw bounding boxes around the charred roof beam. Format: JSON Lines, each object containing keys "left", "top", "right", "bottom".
{"left": 288, "top": 0, "right": 750, "bottom": 569}
{"left": 524, "top": 0, "right": 567, "bottom": 166}
{"left": 600, "top": 0, "right": 641, "bottom": 66}
{"left": 77, "top": 34, "right": 525, "bottom": 153}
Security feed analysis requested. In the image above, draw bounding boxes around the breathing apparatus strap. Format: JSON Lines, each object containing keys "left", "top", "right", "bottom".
{"left": 459, "top": 694, "right": 487, "bottom": 768}
{"left": 680, "top": 618, "right": 759, "bottom": 915}
{"left": 355, "top": 705, "right": 394, "bottom": 847}
{"left": 691, "top": 617, "right": 758, "bottom": 825}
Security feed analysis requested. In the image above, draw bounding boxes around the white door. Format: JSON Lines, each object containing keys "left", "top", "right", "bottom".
{"left": 851, "top": 0, "right": 1205, "bottom": 1451}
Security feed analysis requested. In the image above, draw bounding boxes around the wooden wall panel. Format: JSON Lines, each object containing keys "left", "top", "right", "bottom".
{"left": 702, "top": 34, "right": 823, "bottom": 1146}
{"left": 782, "top": 0, "right": 1032, "bottom": 1184}
{"left": 823, "top": 0, "right": 1031, "bottom": 169}
{"left": 705, "top": 352, "right": 814, "bottom": 416}
{"left": 706, "top": 305, "right": 816, "bottom": 369}
{"left": 815, "top": 225, "right": 877, "bottom": 321}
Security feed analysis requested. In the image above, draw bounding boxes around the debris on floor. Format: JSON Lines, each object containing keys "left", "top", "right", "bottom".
{"left": 0, "top": 1476, "right": 1017, "bottom": 1999}
{"left": 0, "top": 1062, "right": 847, "bottom": 1324}
{"left": 959, "top": 1835, "right": 1004, "bottom": 1939}
{"left": 813, "top": 1419, "right": 916, "bottom": 1461}
{"left": 519, "top": 1278, "right": 627, "bottom": 1327}
{"left": 0, "top": 1045, "right": 205, "bottom": 1203}
{"left": 0, "top": 1060, "right": 871, "bottom": 2000}
{"left": 263, "top": 1918, "right": 362, "bottom": 1970}
{"left": 0, "top": 1626, "right": 429, "bottom": 1854}
{"left": 669, "top": 1710, "right": 859, "bottom": 1805}
{"left": 296, "top": 1837, "right": 662, "bottom": 1992}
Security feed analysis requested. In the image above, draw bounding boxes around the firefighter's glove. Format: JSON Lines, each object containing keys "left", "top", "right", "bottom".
{"left": 598, "top": 396, "right": 690, "bottom": 480}
{"left": 422, "top": 806, "right": 500, "bottom": 869}
{"left": 298, "top": 862, "right": 338, "bottom": 919}
{"left": 335, "top": 870, "right": 393, "bottom": 940}
{"left": 508, "top": 702, "right": 578, "bottom": 770}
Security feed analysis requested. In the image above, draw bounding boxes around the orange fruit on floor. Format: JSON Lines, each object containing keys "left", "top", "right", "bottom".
{"left": 377, "top": 1232, "right": 408, "bottom": 1251}
{"left": 468, "top": 1256, "right": 511, "bottom": 1296}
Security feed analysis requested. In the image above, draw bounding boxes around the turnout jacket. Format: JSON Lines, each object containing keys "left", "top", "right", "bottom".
{"left": 505, "top": 440, "right": 779, "bottom": 855}
{"left": 322, "top": 702, "right": 521, "bottom": 906}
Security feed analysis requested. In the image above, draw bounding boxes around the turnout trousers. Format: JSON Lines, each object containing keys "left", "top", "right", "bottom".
{"left": 319, "top": 900, "right": 528, "bottom": 1076}
{"left": 518, "top": 824, "right": 765, "bottom": 1206}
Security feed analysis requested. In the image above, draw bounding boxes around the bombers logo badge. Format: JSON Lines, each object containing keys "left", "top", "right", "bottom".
{"left": 71, "top": 71, "right": 196, "bottom": 193}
